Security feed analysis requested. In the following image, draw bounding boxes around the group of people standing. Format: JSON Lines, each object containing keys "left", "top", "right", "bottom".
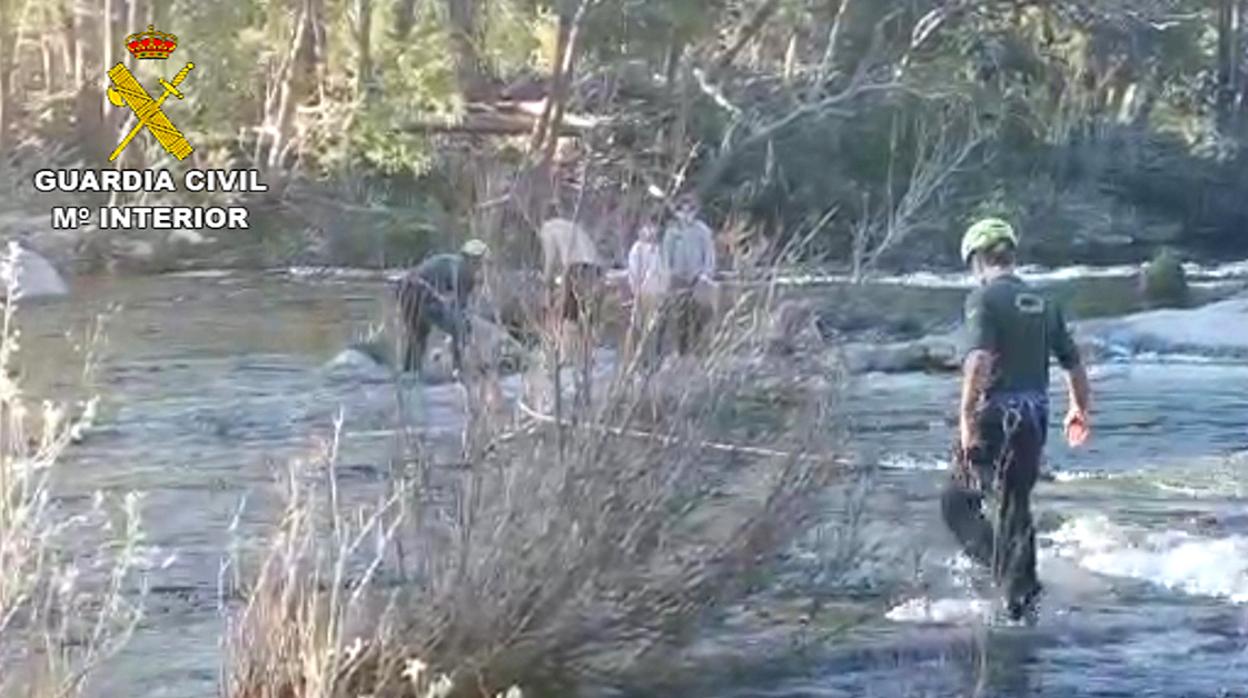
{"left": 393, "top": 191, "right": 720, "bottom": 381}
{"left": 394, "top": 208, "right": 1095, "bottom": 624}
{"left": 622, "top": 193, "right": 718, "bottom": 364}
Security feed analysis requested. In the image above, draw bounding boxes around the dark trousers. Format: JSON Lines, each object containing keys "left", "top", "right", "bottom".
{"left": 396, "top": 280, "right": 467, "bottom": 374}
{"left": 557, "top": 263, "right": 604, "bottom": 324}
{"left": 665, "top": 281, "right": 710, "bottom": 356}
{"left": 941, "top": 397, "right": 1047, "bottom": 606}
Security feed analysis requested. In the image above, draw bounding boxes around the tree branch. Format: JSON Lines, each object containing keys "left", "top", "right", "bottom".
{"left": 853, "top": 108, "right": 994, "bottom": 278}
{"left": 710, "top": 0, "right": 783, "bottom": 78}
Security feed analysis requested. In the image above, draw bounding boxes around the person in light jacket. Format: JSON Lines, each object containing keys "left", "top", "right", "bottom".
{"left": 661, "top": 193, "right": 717, "bottom": 355}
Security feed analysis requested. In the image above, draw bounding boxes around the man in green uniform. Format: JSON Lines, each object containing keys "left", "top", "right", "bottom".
{"left": 395, "top": 239, "right": 490, "bottom": 376}
{"left": 942, "top": 218, "right": 1092, "bottom": 622}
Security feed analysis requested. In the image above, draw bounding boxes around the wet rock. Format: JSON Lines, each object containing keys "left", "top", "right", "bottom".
{"left": 329, "top": 347, "right": 388, "bottom": 370}
{"left": 167, "top": 229, "right": 209, "bottom": 247}
{"left": 2, "top": 243, "right": 69, "bottom": 298}
{"left": 329, "top": 315, "right": 526, "bottom": 384}
{"left": 1138, "top": 248, "right": 1189, "bottom": 308}
{"left": 1078, "top": 293, "right": 1248, "bottom": 360}
{"left": 841, "top": 333, "right": 961, "bottom": 374}
{"left": 114, "top": 238, "right": 156, "bottom": 262}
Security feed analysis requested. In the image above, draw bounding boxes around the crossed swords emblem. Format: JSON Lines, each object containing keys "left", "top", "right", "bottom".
{"left": 106, "top": 61, "right": 195, "bottom": 162}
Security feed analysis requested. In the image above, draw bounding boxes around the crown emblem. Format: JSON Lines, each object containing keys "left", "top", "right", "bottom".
{"left": 125, "top": 25, "right": 177, "bottom": 60}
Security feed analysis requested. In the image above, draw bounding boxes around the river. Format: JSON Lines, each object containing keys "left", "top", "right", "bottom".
{"left": 14, "top": 269, "right": 1248, "bottom": 697}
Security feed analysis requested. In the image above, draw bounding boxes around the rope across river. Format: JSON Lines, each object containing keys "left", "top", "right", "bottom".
{"left": 513, "top": 394, "right": 852, "bottom": 465}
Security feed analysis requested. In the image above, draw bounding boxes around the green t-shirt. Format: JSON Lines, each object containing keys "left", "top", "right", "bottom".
{"left": 414, "top": 253, "right": 476, "bottom": 307}
{"left": 962, "top": 274, "right": 1080, "bottom": 396}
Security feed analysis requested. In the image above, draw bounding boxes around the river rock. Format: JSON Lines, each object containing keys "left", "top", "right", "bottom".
{"left": 328, "top": 315, "right": 526, "bottom": 384}
{"left": 167, "top": 229, "right": 209, "bottom": 247}
{"left": 115, "top": 238, "right": 156, "bottom": 262}
{"left": 323, "top": 346, "right": 395, "bottom": 388}
{"left": 1078, "top": 293, "right": 1248, "bottom": 359}
{"left": 2, "top": 243, "right": 69, "bottom": 298}
{"left": 841, "top": 333, "right": 961, "bottom": 374}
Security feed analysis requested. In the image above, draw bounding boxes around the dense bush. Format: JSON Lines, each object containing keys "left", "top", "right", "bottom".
{"left": 1140, "top": 248, "right": 1191, "bottom": 308}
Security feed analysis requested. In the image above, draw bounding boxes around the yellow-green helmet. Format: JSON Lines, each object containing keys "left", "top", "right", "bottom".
{"left": 960, "top": 218, "right": 1018, "bottom": 265}
{"left": 461, "top": 238, "right": 490, "bottom": 258}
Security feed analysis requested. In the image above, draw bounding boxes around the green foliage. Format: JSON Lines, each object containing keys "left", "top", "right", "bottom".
{"left": 3, "top": 0, "right": 1248, "bottom": 269}
{"left": 482, "top": 0, "right": 544, "bottom": 77}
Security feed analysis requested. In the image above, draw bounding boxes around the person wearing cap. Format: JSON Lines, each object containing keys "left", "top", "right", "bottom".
{"left": 396, "top": 239, "right": 490, "bottom": 376}
{"left": 942, "top": 217, "right": 1092, "bottom": 622}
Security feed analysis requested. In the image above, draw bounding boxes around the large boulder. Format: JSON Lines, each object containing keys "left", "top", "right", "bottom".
{"left": 328, "top": 315, "right": 526, "bottom": 384}
{"left": 3, "top": 243, "right": 69, "bottom": 299}
{"left": 841, "top": 333, "right": 961, "bottom": 374}
{"left": 1078, "top": 293, "right": 1248, "bottom": 360}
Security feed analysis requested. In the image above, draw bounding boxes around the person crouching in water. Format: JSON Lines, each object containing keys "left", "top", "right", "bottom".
{"left": 662, "top": 193, "right": 717, "bottom": 356}
{"left": 625, "top": 220, "right": 668, "bottom": 369}
{"left": 538, "top": 210, "right": 604, "bottom": 400}
{"left": 395, "top": 239, "right": 490, "bottom": 378}
{"left": 943, "top": 218, "right": 1092, "bottom": 622}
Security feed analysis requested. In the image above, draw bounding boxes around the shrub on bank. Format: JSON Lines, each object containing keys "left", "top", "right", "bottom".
{"left": 1140, "top": 248, "right": 1190, "bottom": 308}
{"left": 0, "top": 242, "right": 143, "bottom": 698}
{"left": 225, "top": 268, "right": 849, "bottom": 697}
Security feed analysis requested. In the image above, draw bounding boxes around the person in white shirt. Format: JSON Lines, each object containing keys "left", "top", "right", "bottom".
{"left": 625, "top": 221, "right": 668, "bottom": 366}
{"left": 537, "top": 211, "right": 604, "bottom": 395}
{"left": 661, "top": 193, "right": 717, "bottom": 355}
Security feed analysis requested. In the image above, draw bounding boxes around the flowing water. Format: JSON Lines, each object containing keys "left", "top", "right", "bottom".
{"left": 15, "top": 270, "right": 1248, "bottom": 697}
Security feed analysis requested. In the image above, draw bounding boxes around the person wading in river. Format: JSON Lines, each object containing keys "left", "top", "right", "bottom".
{"left": 395, "top": 239, "right": 490, "bottom": 377}
{"left": 943, "top": 218, "right": 1092, "bottom": 622}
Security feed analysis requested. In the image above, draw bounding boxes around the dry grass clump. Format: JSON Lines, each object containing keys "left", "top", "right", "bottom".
{"left": 226, "top": 245, "right": 848, "bottom": 697}
{"left": 0, "top": 242, "right": 144, "bottom": 698}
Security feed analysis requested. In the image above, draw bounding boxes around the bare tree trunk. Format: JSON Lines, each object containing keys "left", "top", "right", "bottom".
{"left": 0, "top": 0, "right": 12, "bottom": 151}
{"left": 664, "top": 34, "right": 683, "bottom": 89}
{"left": 539, "top": 0, "right": 590, "bottom": 166}
{"left": 445, "top": 0, "right": 484, "bottom": 97}
{"left": 58, "top": 0, "right": 74, "bottom": 84}
{"left": 260, "top": 0, "right": 325, "bottom": 175}
{"left": 148, "top": 0, "right": 166, "bottom": 27}
{"left": 41, "top": 37, "right": 53, "bottom": 90}
{"left": 1216, "top": 0, "right": 1240, "bottom": 131}
{"left": 102, "top": 0, "right": 114, "bottom": 82}
{"left": 0, "top": 42, "right": 10, "bottom": 152}
{"left": 300, "top": 0, "right": 327, "bottom": 99}
{"left": 260, "top": 2, "right": 309, "bottom": 175}
{"left": 814, "top": 0, "right": 853, "bottom": 93}
{"left": 531, "top": 5, "right": 570, "bottom": 154}
{"left": 711, "top": 0, "right": 781, "bottom": 77}
{"left": 353, "top": 0, "right": 373, "bottom": 98}
{"left": 126, "top": 0, "right": 142, "bottom": 41}
{"left": 72, "top": 0, "right": 103, "bottom": 151}
{"left": 66, "top": 0, "right": 82, "bottom": 84}
{"left": 669, "top": 62, "right": 691, "bottom": 173}
{"left": 393, "top": 0, "right": 418, "bottom": 40}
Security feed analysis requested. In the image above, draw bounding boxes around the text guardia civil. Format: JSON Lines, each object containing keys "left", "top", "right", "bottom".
{"left": 36, "top": 169, "right": 266, "bottom": 231}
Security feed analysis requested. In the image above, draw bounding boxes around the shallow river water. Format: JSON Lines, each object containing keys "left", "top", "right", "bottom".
{"left": 15, "top": 270, "right": 1248, "bottom": 697}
